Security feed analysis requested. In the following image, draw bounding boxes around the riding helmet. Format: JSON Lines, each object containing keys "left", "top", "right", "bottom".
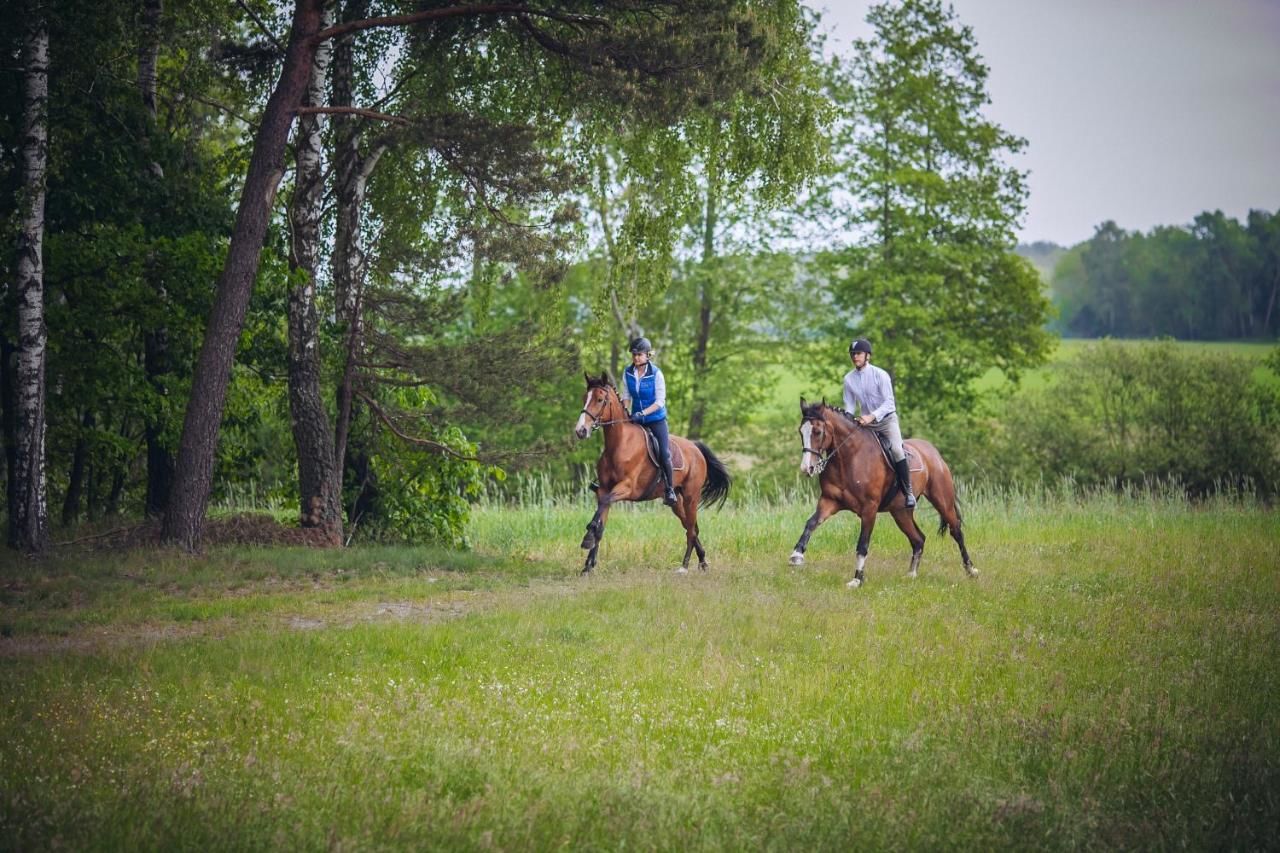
{"left": 849, "top": 338, "right": 873, "bottom": 356}
{"left": 629, "top": 336, "right": 653, "bottom": 354}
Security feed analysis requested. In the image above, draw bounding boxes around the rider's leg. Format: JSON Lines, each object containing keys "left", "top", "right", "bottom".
{"left": 650, "top": 419, "right": 677, "bottom": 506}
{"left": 881, "top": 415, "right": 915, "bottom": 508}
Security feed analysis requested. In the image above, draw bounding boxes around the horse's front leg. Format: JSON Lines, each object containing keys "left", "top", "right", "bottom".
{"left": 789, "top": 497, "right": 839, "bottom": 566}
{"left": 580, "top": 494, "right": 616, "bottom": 575}
{"left": 847, "top": 508, "right": 879, "bottom": 588}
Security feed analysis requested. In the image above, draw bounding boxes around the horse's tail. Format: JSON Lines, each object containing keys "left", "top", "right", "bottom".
{"left": 695, "top": 441, "right": 731, "bottom": 509}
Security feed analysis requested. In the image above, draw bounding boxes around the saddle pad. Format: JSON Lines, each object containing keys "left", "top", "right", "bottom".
{"left": 644, "top": 430, "right": 686, "bottom": 471}
{"left": 875, "top": 433, "right": 922, "bottom": 471}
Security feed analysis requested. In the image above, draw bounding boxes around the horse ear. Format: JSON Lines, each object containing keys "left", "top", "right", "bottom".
{"left": 584, "top": 371, "right": 591, "bottom": 384}
{"left": 799, "top": 395, "right": 807, "bottom": 410}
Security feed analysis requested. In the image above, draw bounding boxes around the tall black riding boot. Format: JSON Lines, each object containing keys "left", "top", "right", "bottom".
{"left": 661, "top": 457, "right": 677, "bottom": 506}
{"left": 894, "top": 458, "right": 917, "bottom": 508}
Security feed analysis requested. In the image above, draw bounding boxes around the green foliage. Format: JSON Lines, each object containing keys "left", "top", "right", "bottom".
{"left": 1053, "top": 210, "right": 1280, "bottom": 340}
{"left": 819, "top": 0, "right": 1052, "bottom": 423}
{"left": 944, "top": 340, "right": 1280, "bottom": 495}
{"left": 351, "top": 388, "right": 486, "bottom": 547}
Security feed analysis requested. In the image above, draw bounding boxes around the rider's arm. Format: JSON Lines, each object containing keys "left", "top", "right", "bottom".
{"left": 652, "top": 369, "right": 666, "bottom": 413}
{"left": 870, "top": 369, "right": 896, "bottom": 422}
{"left": 842, "top": 373, "right": 860, "bottom": 416}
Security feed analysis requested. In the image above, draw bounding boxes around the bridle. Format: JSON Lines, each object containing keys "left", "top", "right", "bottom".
{"left": 801, "top": 416, "right": 861, "bottom": 474}
{"left": 580, "top": 388, "right": 629, "bottom": 431}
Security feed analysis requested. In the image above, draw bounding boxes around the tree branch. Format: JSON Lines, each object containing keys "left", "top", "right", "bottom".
{"left": 313, "top": 4, "right": 606, "bottom": 45}
{"left": 235, "top": 0, "right": 285, "bottom": 53}
{"left": 357, "top": 391, "right": 481, "bottom": 462}
{"left": 296, "top": 105, "right": 409, "bottom": 125}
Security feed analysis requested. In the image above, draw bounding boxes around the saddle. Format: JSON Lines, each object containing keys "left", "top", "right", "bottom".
{"left": 872, "top": 432, "right": 921, "bottom": 512}
{"left": 873, "top": 432, "right": 922, "bottom": 472}
{"left": 642, "top": 427, "right": 685, "bottom": 471}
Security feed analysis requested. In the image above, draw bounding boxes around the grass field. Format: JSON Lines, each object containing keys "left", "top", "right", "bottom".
{"left": 2, "top": 487, "right": 1277, "bottom": 850}
{"left": 769, "top": 338, "right": 1279, "bottom": 409}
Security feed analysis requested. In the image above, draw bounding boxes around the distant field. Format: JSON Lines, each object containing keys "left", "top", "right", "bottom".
{"left": 766, "top": 338, "right": 1278, "bottom": 414}
{"left": 2, "top": 489, "right": 1277, "bottom": 849}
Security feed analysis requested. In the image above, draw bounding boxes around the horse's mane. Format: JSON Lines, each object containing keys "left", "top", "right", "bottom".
{"left": 801, "top": 400, "right": 858, "bottom": 425}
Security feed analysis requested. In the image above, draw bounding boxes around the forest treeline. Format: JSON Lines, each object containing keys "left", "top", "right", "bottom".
{"left": 1043, "top": 211, "right": 1280, "bottom": 340}
{"left": 1, "top": 0, "right": 1276, "bottom": 555}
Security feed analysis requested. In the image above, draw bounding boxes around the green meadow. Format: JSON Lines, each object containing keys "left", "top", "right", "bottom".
{"left": 769, "top": 338, "right": 1279, "bottom": 407}
{"left": 2, "top": 486, "right": 1277, "bottom": 850}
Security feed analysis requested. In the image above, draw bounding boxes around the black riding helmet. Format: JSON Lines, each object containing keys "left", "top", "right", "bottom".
{"left": 629, "top": 336, "right": 653, "bottom": 354}
{"left": 849, "top": 338, "right": 872, "bottom": 356}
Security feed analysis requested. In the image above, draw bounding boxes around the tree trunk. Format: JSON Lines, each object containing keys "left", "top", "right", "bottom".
{"left": 162, "top": 0, "right": 325, "bottom": 550}
{"left": 2, "top": 336, "right": 17, "bottom": 545}
{"left": 61, "top": 411, "right": 93, "bottom": 526}
{"left": 686, "top": 176, "right": 718, "bottom": 440}
{"left": 12, "top": 3, "right": 50, "bottom": 554}
{"left": 286, "top": 6, "right": 343, "bottom": 546}
{"left": 139, "top": 0, "right": 173, "bottom": 516}
{"left": 330, "top": 1, "right": 369, "bottom": 474}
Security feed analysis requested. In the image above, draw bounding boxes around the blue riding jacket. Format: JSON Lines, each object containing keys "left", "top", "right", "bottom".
{"left": 623, "top": 363, "right": 667, "bottom": 425}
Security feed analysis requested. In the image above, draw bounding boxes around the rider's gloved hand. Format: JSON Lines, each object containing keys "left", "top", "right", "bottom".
{"left": 630, "top": 411, "right": 645, "bottom": 423}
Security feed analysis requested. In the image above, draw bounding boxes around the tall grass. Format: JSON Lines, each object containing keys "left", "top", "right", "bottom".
{"left": 1, "top": 485, "right": 1277, "bottom": 850}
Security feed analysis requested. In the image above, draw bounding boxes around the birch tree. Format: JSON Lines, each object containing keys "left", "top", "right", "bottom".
{"left": 10, "top": 0, "right": 51, "bottom": 553}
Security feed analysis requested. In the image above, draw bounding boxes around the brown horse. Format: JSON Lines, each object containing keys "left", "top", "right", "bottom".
{"left": 573, "top": 373, "right": 731, "bottom": 575}
{"left": 790, "top": 399, "right": 977, "bottom": 588}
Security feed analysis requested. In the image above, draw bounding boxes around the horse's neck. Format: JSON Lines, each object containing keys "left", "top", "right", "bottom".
{"left": 600, "top": 393, "right": 629, "bottom": 448}
{"left": 826, "top": 412, "right": 873, "bottom": 455}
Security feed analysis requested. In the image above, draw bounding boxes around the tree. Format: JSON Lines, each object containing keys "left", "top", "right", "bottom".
{"left": 163, "top": 0, "right": 824, "bottom": 549}
{"left": 823, "top": 0, "right": 1051, "bottom": 424}
{"left": 285, "top": 4, "right": 342, "bottom": 545}
{"left": 9, "top": 0, "right": 51, "bottom": 553}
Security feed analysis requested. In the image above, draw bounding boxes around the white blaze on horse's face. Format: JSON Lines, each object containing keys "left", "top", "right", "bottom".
{"left": 574, "top": 388, "right": 595, "bottom": 440}
{"left": 800, "top": 421, "right": 818, "bottom": 476}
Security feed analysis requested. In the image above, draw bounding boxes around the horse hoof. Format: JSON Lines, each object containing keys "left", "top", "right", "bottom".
{"left": 788, "top": 551, "right": 805, "bottom": 566}
{"left": 698, "top": 562, "right": 708, "bottom": 572}
{"left": 966, "top": 566, "right": 980, "bottom": 578}
{"left": 846, "top": 577, "right": 862, "bottom": 589}
{"left": 674, "top": 566, "right": 689, "bottom": 575}
{"left": 580, "top": 535, "right": 595, "bottom": 550}
{"left": 907, "top": 571, "right": 918, "bottom": 580}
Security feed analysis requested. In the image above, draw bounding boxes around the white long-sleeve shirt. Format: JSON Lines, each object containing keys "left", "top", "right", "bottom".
{"left": 843, "top": 363, "right": 896, "bottom": 422}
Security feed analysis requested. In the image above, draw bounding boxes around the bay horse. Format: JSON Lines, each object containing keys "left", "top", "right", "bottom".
{"left": 790, "top": 398, "right": 977, "bottom": 588}
{"left": 573, "top": 373, "right": 731, "bottom": 575}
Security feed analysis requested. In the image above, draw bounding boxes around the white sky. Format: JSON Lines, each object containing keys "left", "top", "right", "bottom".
{"left": 811, "top": 0, "right": 1280, "bottom": 246}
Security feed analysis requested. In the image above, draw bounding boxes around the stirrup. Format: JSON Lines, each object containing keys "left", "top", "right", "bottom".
{"left": 903, "top": 488, "right": 916, "bottom": 508}
{"left": 663, "top": 487, "right": 677, "bottom": 506}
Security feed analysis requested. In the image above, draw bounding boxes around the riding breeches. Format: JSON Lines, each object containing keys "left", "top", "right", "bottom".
{"left": 646, "top": 418, "right": 673, "bottom": 467}
{"left": 867, "top": 413, "right": 906, "bottom": 462}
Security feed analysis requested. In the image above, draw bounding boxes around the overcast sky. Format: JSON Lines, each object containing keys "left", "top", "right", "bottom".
{"left": 812, "top": 0, "right": 1280, "bottom": 247}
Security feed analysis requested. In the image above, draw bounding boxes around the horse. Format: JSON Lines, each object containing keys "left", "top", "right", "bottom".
{"left": 573, "top": 373, "right": 731, "bottom": 575}
{"left": 789, "top": 398, "right": 977, "bottom": 588}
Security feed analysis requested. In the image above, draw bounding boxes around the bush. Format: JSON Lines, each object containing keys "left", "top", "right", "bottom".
{"left": 945, "top": 340, "right": 1280, "bottom": 495}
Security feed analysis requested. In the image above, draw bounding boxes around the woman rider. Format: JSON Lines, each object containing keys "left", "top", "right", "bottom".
{"left": 620, "top": 336, "right": 678, "bottom": 506}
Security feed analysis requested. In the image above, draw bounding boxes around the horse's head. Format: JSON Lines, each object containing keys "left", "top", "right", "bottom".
{"left": 574, "top": 372, "right": 621, "bottom": 439}
{"left": 798, "top": 397, "right": 834, "bottom": 476}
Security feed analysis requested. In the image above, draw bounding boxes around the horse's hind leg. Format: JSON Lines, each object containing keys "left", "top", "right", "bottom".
{"left": 890, "top": 508, "right": 926, "bottom": 579}
{"left": 673, "top": 495, "right": 707, "bottom": 572}
{"left": 935, "top": 501, "right": 977, "bottom": 578}
{"left": 847, "top": 508, "right": 878, "bottom": 589}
